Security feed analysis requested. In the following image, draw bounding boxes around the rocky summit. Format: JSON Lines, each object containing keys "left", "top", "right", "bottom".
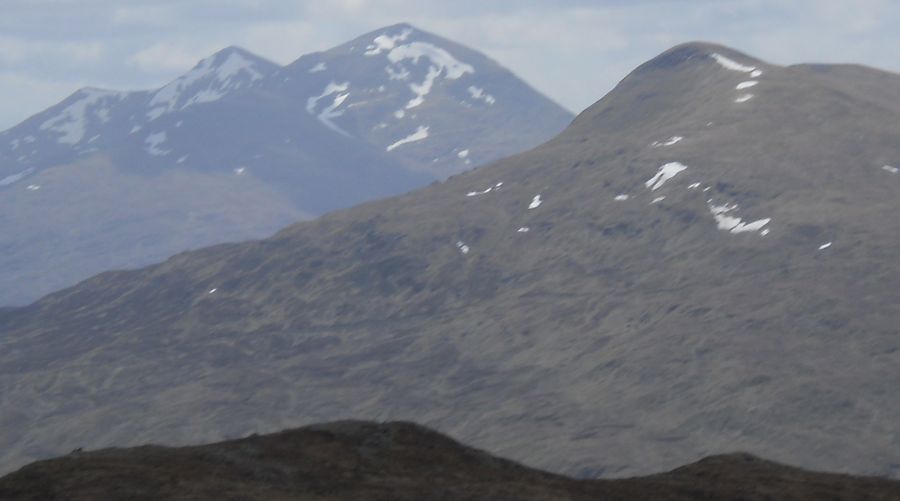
{"left": 1, "top": 42, "right": 899, "bottom": 482}
{"left": 0, "top": 23, "right": 571, "bottom": 305}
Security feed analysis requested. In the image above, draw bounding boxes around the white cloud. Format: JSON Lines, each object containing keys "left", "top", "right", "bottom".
{"left": 58, "top": 42, "right": 104, "bottom": 62}
{"left": 0, "top": 36, "right": 103, "bottom": 64}
{"left": 127, "top": 42, "right": 219, "bottom": 73}
{"left": 111, "top": 5, "right": 178, "bottom": 26}
{"left": 0, "top": 36, "right": 29, "bottom": 64}
{"left": 240, "top": 21, "right": 323, "bottom": 64}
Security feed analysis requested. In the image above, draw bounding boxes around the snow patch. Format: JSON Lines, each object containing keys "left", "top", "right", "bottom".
{"left": 208, "top": 288, "right": 217, "bottom": 294}
{"left": 386, "top": 65, "right": 410, "bottom": 81}
{"left": 528, "top": 194, "right": 542, "bottom": 209}
{"left": 517, "top": 227, "right": 530, "bottom": 233}
{"left": 711, "top": 53, "right": 758, "bottom": 73}
{"left": 388, "top": 42, "right": 474, "bottom": 78}
{"left": 176, "top": 155, "right": 188, "bottom": 164}
{"left": 735, "top": 94, "right": 754, "bottom": 103}
{"left": 40, "top": 88, "right": 123, "bottom": 145}
{"left": 405, "top": 65, "right": 441, "bottom": 109}
{"left": 306, "top": 81, "right": 351, "bottom": 136}
{"left": 651, "top": 196, "right": 666, "bottom": 204}
{"left": 468, "top": 86, "right": 496, "bottom": 105}
{"left": 26, "top": 184, "right": 40, "bottom": 191}
{"left": 708, "top": 202, "right": 771, "bottom": 234}
{"left": 818, "top": 242, "right": 832, "bottom": 250}
{"left": 456, "top": 241, "right": 470, "bottom": 255}
{"left": 376, "top": 41, "right": 474, "bottom": 110}
{"left": 457, "top": 149, "right": 469, "bottom": 159}
{"left": 144, "top": 131, "right": 171, "bottom": 156}
{"left": 130, "top": 125, "right": 142, "bottom": 134}
{"left": 386, "top": 125, "right": 429, "bottom": 151}
{"left": 309, "top": 62, "right": 327, "bottom": 73}
{"left": 466, "top": 181, "right": 502, "bottom": 197}
{"left": 882, "top": 165, "right": 898, "bottom": 174}
{"left": 95, "top": 107, "right": 111, "bottom": 123}
{"left": 651, "top": 136, "right": 683, "bottom": 147}
{"left": 364, "top": 28, "right": 413, "bottom": 56}
{"left": 646, "top": 162, "right": 687, "bottom": 191}
{"left": 216, "top": 52, "right": 264, "bottom": 82}
{"left": 614, "top": 194, "right": 629, "bottom": 201}
{"left": 234, "top": 167, "right": 246, "bottom": 175}
{"left": 736, "top": 81, "right": 758, "bottom": 90}
{"left": 688, "top": 182, "right": 701, "bottom": 189}
{"left": 393, "top": 109, "right": 406, "bottom": 119}
{"left": 750, "top": 69, "right": 763, "bottom": 78}
{"left": 0, "top": 168, "right": 33, "bottom": 187}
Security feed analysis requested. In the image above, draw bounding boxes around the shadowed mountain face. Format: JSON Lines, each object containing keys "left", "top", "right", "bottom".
{"left": 1, "top": 42, "right": 899, "bottom": 479}
{"left": 2, "top": 421, "right": 899, "bottom": 501}
{"left": 0, "top": 23, "right": 572, "bottom": 305}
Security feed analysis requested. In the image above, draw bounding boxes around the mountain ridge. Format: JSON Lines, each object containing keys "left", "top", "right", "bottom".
{"left": 0, "top": 23, "right": 572, "bottom": 305}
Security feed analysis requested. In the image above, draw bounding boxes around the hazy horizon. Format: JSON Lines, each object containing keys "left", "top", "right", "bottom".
{"left": 1, "top": 0, "right": 898, "bottom": 129}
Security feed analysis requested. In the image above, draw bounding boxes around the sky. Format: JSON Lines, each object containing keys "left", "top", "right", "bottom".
{"left": 1, "top": 0, "right": 898, "bottom": 130}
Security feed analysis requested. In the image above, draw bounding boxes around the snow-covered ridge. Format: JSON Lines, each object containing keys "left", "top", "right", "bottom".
{"left": 147, "top": 49, "right": 270, "bottom": 120}
{"left": 39, "top": 88, "right": 126, "bottom": 145}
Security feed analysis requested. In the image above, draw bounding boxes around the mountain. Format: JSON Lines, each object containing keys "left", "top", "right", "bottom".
{"left": 2, "top": 42, "right": 899, "bottom": 480}
{"left": 0, "top": 23, "right": 572, "bottom": 305}
{"left": 274, "top": 24, "right": 573, "bottom": 177}
{"left": 2, "top": 422, "right": 899, "bottom": 501}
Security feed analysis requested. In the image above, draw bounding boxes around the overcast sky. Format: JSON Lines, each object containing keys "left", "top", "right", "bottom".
{"left": 1, "top": 0, "right": 898, "bottom": 130}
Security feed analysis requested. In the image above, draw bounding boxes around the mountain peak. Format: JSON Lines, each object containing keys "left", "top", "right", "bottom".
{"left": 146, "top": 45, "right": 279, "bottom": 120}
{"left": 205, "top": 45, "right": 276, "bottom": 67}
{"left": 380, "top": 21, "right": 417, "bottom": 32}
{"left": 637, "top": 41, "right": 765, "bottom": 74}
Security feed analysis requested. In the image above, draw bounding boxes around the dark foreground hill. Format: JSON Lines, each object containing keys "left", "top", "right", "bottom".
{"left": 1, "top": 42, "right": 899, "bottom": 479}
{"left": 2, "top": 421, "right": 899, "bottom": 501}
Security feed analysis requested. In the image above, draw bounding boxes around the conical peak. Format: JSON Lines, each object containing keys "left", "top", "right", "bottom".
{"left": 197, "top": 46, "right": 278, "bottom": 72}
